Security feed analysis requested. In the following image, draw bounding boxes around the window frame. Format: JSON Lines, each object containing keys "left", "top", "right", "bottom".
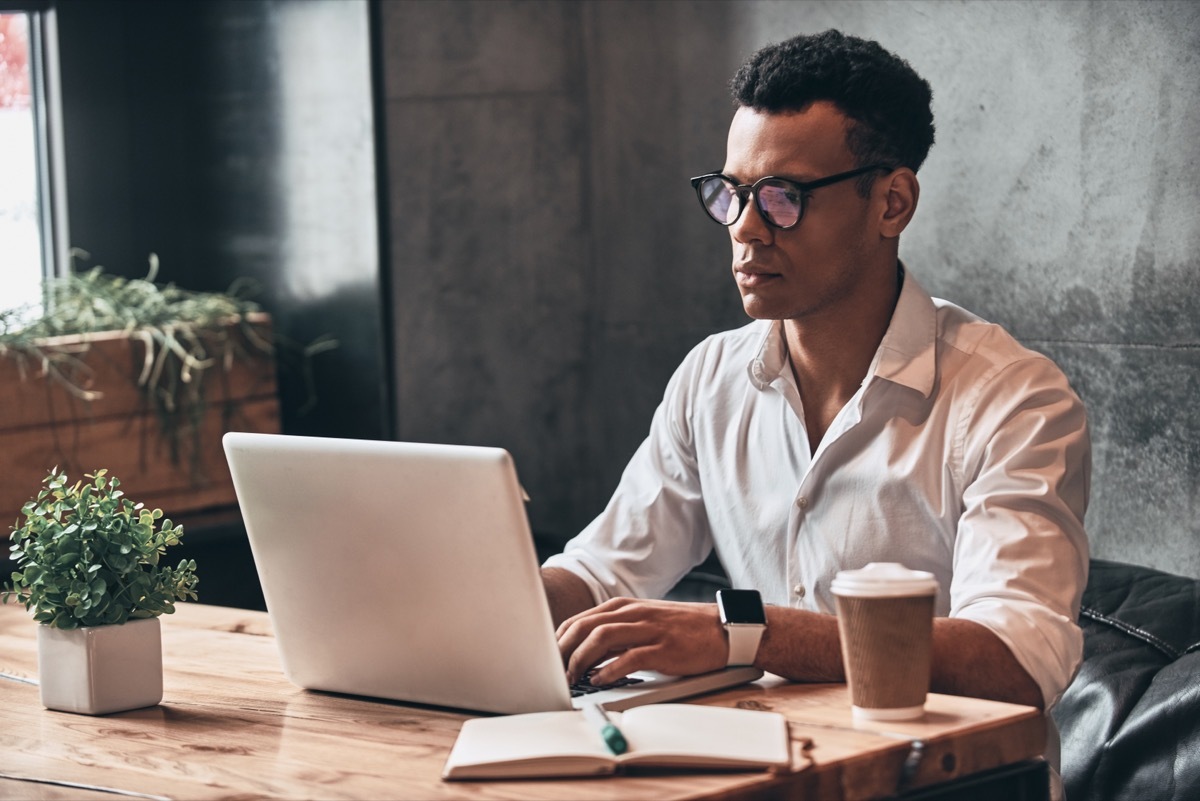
{"left": 2, "top": 0, "right": 68, "bottom": 284}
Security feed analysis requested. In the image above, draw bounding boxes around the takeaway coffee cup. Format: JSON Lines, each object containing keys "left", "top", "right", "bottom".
{"left": 831, "top": 562, "right": 939, "bottom": 721}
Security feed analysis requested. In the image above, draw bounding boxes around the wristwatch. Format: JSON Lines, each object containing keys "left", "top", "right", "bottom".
{"left": 716, "top": 589, "right": 767, "bottom": 666}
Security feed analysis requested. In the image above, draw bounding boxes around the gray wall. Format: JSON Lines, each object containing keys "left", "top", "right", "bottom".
{"left": 379, "top": 0, "right": 1199, "bottom": 576}
{"left": 379, "top": 0, "right": 745, "bottom": 542}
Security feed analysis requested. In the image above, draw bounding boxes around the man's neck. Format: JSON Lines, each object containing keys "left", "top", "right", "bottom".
{"left": 783, "top": 263, "right": 903, "bottom": 449}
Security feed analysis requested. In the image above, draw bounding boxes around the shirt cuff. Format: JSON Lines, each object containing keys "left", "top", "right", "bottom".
{"left": 542, "top": 552, "right": 614, "bottom": 605}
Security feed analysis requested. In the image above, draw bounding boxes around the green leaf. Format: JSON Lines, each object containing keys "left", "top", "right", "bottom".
{"left": 5, "top": 467, "right": 198, "bottom": 628}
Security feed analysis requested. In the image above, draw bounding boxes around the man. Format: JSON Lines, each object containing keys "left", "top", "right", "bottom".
{"left": 543, "top": 30, "right": 1089, "bottom": 722}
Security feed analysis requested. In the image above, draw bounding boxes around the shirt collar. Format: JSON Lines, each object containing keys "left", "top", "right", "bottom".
{"left": 748, "top": 320, "right": 789, "bottom": 390}
{"left": 872, "top": 266, "right": 937, "bottom": 398}
{"left": 746, "top": 264, "right": 938, "bottom": 397}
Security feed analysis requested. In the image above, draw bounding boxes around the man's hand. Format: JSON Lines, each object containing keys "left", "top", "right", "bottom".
{"left": 543, "top": 570, "right": 1045, "bottom": 709}
{"left": 555, "top": 597, "right": 728, "bottom": 685}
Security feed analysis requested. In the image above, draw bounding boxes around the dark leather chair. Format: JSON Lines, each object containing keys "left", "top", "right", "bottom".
{"left": 1052, "top": 559, "right": 1200, "bottom": 800}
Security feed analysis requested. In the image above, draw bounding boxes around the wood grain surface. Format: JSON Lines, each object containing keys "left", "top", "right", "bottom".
{"left": 0, "top": 602, "right": 1045, "bottom": 800}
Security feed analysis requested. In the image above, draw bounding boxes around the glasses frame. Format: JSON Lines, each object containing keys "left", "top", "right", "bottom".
{"left": 689, "top": 164, "right": 891, "bottom": 230}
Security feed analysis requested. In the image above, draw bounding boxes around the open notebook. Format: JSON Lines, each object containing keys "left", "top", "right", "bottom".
{"left": 442, "top": 703, "right": 792, "bottom": 779}
{"left": 223, "top": 433, "right": 762, "bottom": 715}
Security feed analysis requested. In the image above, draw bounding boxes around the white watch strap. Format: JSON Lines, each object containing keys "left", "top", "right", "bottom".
{"left": 725, "top": 624, "right": 765, "bottom": 666}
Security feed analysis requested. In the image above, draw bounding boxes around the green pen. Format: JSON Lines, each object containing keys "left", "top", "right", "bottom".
{"left": 581, "top": 702, "right": 628, "bottom": 755}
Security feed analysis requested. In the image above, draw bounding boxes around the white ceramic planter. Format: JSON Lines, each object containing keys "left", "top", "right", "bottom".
{"left": 37, "top": 617, "right": 164, "bottom": 715}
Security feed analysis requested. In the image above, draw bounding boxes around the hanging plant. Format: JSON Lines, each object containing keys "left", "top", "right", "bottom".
{"left": 0, "top": 250, "right": 336, "bottom": 473}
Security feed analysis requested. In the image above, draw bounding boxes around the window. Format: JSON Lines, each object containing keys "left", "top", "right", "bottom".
{"left": 1, "top": 5, "right": 63, "bottom": 323}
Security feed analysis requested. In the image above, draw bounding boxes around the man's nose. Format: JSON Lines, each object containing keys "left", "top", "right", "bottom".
{"left": 728, "top": 199, "right": 774, "bottom": 246}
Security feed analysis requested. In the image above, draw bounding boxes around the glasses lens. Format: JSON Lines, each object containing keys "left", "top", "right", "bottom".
{"left": 699, "top": 177, "right": 740, "bottom": 225}
{"left": 756, "top": 180, "right": 802, "bottom": 228}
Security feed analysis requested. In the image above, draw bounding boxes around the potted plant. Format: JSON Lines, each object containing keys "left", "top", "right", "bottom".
{"left": 2, "top": 467, "right": 200, "bottom": 715}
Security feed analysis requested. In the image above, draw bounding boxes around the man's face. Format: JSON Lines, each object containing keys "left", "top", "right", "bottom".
{"left": 722, "top": 102, "right": 884, "bottom": 322}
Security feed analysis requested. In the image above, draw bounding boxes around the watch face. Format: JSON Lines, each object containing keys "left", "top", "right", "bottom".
{"left": 718, "top": 589, "right": 766, "bottom": 625}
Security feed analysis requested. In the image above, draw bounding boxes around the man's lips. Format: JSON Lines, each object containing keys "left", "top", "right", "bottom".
{"left": 735, "top": 268, "right": 781, "bottom": 287}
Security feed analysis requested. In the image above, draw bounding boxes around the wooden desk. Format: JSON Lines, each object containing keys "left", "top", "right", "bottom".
{"left": 0, "top": 602, "right": 1046, "bottom": 800}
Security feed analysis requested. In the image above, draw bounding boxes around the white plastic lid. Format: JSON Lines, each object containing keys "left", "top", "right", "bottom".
{"left": 830, "top": 562, "right": 938, "bottom": 598}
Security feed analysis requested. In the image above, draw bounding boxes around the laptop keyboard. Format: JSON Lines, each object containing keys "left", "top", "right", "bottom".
{"left": 569, "top": 673, "right": 646, "bottom": 698}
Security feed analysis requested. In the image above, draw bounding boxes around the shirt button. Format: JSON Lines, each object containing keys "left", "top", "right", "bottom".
{"left": 796, "top": 496, "right": 810, "bottom": 509}
{"left": 793, "top": 584, "right": 806, "bottom": 598}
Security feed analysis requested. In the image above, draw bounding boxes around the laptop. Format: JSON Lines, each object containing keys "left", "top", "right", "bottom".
{"left": 222, "top": 432, "right": 762, "bottom": 715}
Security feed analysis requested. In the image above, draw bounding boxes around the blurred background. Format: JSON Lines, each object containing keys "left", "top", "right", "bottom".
{"left": 2, "top": 0, "right": 1196, "bottom": 607}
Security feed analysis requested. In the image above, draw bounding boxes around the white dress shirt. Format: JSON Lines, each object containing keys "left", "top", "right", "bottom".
{"left": 544, "top": 269, "right": 1091, "bottom": 711}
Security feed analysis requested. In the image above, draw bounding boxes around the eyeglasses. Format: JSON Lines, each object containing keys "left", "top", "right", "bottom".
{"left": 689, "top": 164, "right": 890, "bottom": 230}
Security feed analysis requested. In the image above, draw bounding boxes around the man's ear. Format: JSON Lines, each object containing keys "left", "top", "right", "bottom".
{"left": 878, "top": 168, "right": 920, "bottom": 239}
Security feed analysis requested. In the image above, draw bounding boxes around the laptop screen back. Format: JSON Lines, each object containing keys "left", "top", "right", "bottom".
{"left": 222, "top": 433, "right": 574, "bottom": 714}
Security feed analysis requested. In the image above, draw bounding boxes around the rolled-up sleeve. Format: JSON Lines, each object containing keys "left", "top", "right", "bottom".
{"left": 543, "top": 344, "right": 715, "bottom": 603}
{"left": 950, "top": 355, "right": 1091, "bottom": 709}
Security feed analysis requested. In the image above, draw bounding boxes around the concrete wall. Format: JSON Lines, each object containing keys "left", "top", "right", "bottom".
{"left": 378, "top": 1, "right": 1200, "bottom": 576}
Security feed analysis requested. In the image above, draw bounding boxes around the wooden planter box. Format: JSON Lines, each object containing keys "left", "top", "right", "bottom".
{"left": 0, "top": 313, "right": 281, "bottom": 529}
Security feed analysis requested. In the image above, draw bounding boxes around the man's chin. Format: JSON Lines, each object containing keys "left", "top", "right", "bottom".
{"left": 739, "top": 296, "right": 790, "bottom": 321}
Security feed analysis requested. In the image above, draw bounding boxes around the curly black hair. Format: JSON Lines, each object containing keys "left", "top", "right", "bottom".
{"left": 731, "top": 30, "right": 936, "bottom": 187}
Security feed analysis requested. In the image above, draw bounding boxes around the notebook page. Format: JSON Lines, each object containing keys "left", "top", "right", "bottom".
{"left": 620, "top": 704, "right": 790, "bottom": 767}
